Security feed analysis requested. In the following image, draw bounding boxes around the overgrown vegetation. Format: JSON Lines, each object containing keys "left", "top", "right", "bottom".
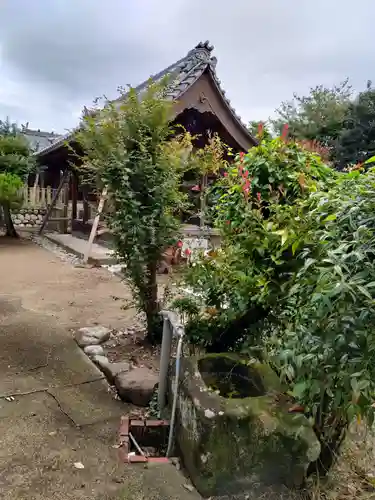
{"left": 0, "top": 119, "right": 34, "bottom": 237}
{"left": 76, "top": 79, "right": 226, "bottom": 343}
{"left": 74, "top": 74, "right": 375, "bottom": 481}
{"left": 174, "top": 131, "right": 375, "bottom": 478}
{"left": 177, "top": 134, "right": 334, "bottom": 351}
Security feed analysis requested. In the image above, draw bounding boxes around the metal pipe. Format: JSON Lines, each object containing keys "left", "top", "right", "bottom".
{"left": 166, "top": 333, "right": 184, "bottom": 457}
{"left": 158, "top": 316, "right": 173, "bottom": 411}
{"left": 129, "top": 432, "right": 145, "bottom": 456}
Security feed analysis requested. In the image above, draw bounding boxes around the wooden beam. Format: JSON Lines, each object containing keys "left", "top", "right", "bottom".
{"left": 38, "top": 170, "right": 69, "bottom": 235}
{"left": 83, "top": 187, "right": 108, "bottom": 264}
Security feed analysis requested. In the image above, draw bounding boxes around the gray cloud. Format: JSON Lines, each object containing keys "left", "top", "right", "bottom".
{"left": 0, "top": 0, "right": 374, "bottom": 132}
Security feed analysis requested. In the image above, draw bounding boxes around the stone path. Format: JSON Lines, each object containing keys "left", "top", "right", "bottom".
{"left": 45, "top": 232, "right": 116, "bottom": 264}
{"left": 0, "top": 236, "right": 200, "bottom": 500}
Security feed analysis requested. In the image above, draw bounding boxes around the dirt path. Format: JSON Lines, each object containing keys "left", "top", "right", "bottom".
{"left": 0, "top": 236, "right": 200, "bottom": 500}
{"left": 0, "top": 236, "right": 134, "bottom": 329}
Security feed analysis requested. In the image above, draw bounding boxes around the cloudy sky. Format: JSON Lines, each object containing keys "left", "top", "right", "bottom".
{"left": 0, "top": 0, "right": 373, "bottom": 134}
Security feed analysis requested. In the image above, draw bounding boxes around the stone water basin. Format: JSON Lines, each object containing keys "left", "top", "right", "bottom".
{"left": 172, "top": 353, "right": 320, "bottom": 497}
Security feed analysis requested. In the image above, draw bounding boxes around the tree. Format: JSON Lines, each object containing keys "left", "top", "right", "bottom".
{"left": 271, "top": 80, "right": 353, "bottom": 156}
{"left": 0, "top": 119, "right": 34, "bottom": 237}
{"left": 76, "top": 80, "right": 226, "bottom": 343}
{"left": 336, "top": 83, "right": 375, "bottom": 168}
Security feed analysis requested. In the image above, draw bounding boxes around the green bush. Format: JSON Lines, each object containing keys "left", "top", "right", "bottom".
{"left": 0, "top": 120, "right": 34, "bottom": 237}
{"left": 178, "top": 137, "right": 333, "bottom": 352}
{"left": 0, "top": 172, "right": 23, "bottom": 206}
{"left": 267, "top": 168, "right": 375, "bottom": 473}
{"left": 176, "top": 134, "right": 375, "bottom": 473}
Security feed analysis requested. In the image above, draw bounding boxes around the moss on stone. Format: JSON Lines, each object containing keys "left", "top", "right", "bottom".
{"left": 172, "top": 353, "right": 320, "bottom": 497}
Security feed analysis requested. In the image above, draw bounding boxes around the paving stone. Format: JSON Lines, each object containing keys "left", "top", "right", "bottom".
{"left": 115, "top": 367, "right": 158, "bottom": 406}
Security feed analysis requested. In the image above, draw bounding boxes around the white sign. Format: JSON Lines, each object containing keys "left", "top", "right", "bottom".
{"left": 182, "top": 238, "right": 208, "bottom": 253}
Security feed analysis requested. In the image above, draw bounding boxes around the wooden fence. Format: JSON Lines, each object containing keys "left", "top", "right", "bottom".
{"left": 20, "top": 185, "right": 65, "bottom": 208}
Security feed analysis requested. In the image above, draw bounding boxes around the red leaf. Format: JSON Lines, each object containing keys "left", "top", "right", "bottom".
{"left": 281, "top": 124, "right": 289, "bottom": 140}
{"left": 288, "top": 405, "right": 305, "bottom": 414}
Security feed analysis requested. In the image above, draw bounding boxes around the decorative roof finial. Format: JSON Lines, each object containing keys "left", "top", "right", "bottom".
{"left": 195, "top": 41, "right": 214, "bottom": 52}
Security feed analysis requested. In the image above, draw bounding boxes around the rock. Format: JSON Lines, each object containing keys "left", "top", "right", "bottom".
{"left": 14, "top": 219, "right": 21, "bottom": 225}
{"left": 175, "top": 354, "right": 321, "bottom": 497}
{"left": 83, "top": 345, "right": 104, "bottom": 357}
{"left": 91, "top": 355, "right": 131, "bottom": 383}
{"left": 30, "top": 214, "right": 37, "bottom": 221}
{"left": 75, "top": 326, "right": 111, "bottom": 347}
{"left": 170, "top": 457, "right": 181, "bottom": 470}
{"left": 100, "top": 361, "right": 131, "bottom": 384}
{"left": 115, "top": 367, "right": 158, "bottom": 406}
{"left": 24, "top": 214, "right": 31, "bottom": 221}
{"left": 92, "top": 355, "right": 110, "bottom": 368}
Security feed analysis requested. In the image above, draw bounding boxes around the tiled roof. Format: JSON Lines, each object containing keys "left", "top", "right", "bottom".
{"left": 35, "top": 41, "right": 254, "bottom": 157}
{"left": 22, "top": 129, "right": 62, "bottom": 152}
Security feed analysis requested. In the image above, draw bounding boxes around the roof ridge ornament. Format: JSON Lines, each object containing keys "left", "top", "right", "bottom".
{"left": 195, "top": 41, "right": 214, "bottom": 52}
{"left": 209, "top": 56, "right": 218, "bottom": 69}
{"left": 188, "top": 41, "right": 214, "bottom": 62}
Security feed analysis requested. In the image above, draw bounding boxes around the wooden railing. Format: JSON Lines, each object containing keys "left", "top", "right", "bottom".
{"left": 20, "top": 185, "right": 65, "bottom": 208}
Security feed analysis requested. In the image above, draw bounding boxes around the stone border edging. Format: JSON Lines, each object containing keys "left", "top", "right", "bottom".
{"left": 74, "top": 325, "right": 158, "bottom": 407}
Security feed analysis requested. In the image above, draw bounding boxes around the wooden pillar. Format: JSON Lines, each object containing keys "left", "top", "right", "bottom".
{"left": 200, "top": 174, "right": 207, "bottom": 228}
{"left": 82, "top": 185, "right": 89, "bottom": 224}
{"left": 61, "top": 175, "right": 70, "bottom": 234}
{"left": 71, "top": 171, "right": 78, "bottom": 225}
{"left": 39, "top": 170, "right": 69, "bottom": 235}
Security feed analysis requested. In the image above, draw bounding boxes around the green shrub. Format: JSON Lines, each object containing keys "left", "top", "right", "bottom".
{"left": 177, "top": 137, "right": 333, "bottom": 351}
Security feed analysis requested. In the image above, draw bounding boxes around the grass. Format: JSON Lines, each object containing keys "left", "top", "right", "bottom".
{"left": 306, "top": 421, "right": 375, "bottom": 500}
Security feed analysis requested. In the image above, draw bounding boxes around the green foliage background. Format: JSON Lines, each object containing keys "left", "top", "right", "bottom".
{"left": 0, "top": 119, "right": 34, "bottom": 236}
